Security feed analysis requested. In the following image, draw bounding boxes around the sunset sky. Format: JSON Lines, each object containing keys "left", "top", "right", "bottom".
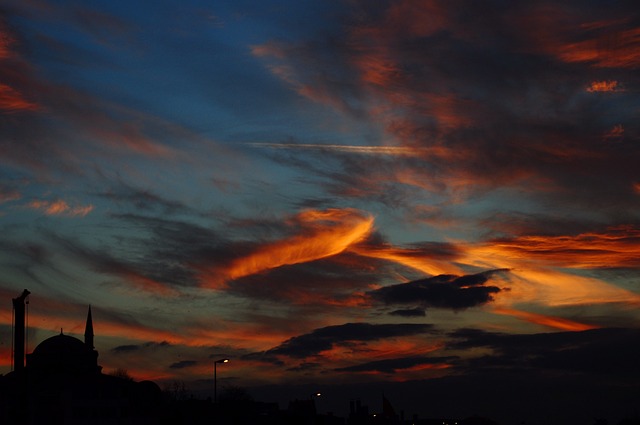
{"left": 1, "top": 0, "right": 640, "bottom": 423}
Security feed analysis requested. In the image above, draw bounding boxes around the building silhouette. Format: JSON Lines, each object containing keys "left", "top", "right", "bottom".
{"left": 0, "top": 292, "right": 163, "bottom": 425}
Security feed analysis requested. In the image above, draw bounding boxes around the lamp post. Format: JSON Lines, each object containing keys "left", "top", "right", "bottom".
{"left": 310, "top": 392, "right": 321, "bottom": 415}
{"left": 214, "top": 358, "right": 229, "bottom": 403}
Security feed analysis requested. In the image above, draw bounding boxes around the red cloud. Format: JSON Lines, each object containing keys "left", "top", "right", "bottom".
{"left": 0, "top": 83, "right": 38, "bottom": 113}
{"left": 493, "top": 308, "right": 597, "bottom": 332}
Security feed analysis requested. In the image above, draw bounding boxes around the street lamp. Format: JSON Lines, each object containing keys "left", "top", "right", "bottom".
{"left": 214, "top": 358, "right": 229, "bottom": 403}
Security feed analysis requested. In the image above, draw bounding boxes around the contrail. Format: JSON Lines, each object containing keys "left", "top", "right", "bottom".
{"left": 248, "top": 142, "right": 426, "bottom": 156}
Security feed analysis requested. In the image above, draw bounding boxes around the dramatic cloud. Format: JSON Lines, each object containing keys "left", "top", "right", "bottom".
{"left": 266, "top": 323, "right": 433, "bottom": 358}
{"left": 1, "top": 1, "right": 640, "bottom": 421}
{"left": 482, "top": 227, "right": 640, "bottom": 269}
{"left": 220, "top": 209, "right": 374, "bottom": 282}
{"left": 369, "top": 270, "right": 508, "bottom": 310}
{"left": 335, "top": 355, "right": 456, "bottom": 374}
{"left": 493, "top": 308, "right": 597, "bottom": 332}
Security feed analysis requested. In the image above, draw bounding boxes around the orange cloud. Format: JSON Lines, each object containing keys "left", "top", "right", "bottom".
{"left": 522, "top": 8, "right": 640, "bottom": 69}
{"left": 202, "top": 209, "right": 374, "bottom": 285}
{"left": 350, "top": 243, "right": 461, "bottom": 276}
{"left": 406, "top": 227, "right": 640, "bottom": 313}
{"left": 26, "top": 199, "right": 94, "bottom": 216}
{"left": 493, "top": 308, "right": 597, "bottom": 332}
{"left": 0, "top": 298, "right": 289, "bottom": 355}
{"left": 555, "top": 27, "right": 640, "bottom": 68}
{"left": 115, "top": 270, "right": 179, "bottom": 297}
{"left": 316, "top": 337, "right": 447, "bottom": 379}
{"left": 482, "top": 227, "right": 640, "bottom": 269}
{"left": 187, "top": 325, "right": 298, "bottom": 351}
{"left": 586, "top": 80, "right": 623, "bottom": 92}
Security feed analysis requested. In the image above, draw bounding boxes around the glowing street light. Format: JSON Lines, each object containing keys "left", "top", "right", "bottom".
{"left": 214, "top": 358, "right": 229, "bottom": 403}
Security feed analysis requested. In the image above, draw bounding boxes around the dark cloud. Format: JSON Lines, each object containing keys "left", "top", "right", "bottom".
{"left": 111, "top": 340, "right": 172, "bottom": 354}
{"left": 266, "top": 322, "right": 434, "bottom": 358}
{"left": 369, "top": 270, "right": 508, "bottom": 310}
{"left": 227, "top": 256, "right": 382, "bottom": 306}
{"left": 40, "top": 215, "right": 230, "bottom": 291}
{"left": 335, "top": 355, "right": 457, "bottom": 374}
{"left": 448, "top": 327, "right": 640, "bottom": 377}
{"left": 0, "top": 183, "right": 21, "bottom": 203}
{"left": 478, "top": 211, "right": 612, "bottom": 238}
{"left": 241, "top": 352, "right": 285, "bottom": 367}
{"left": 286, "top": 362, "right": 321, "bottom": 372}
{"left": 111, "top": 344, "right": 139, "bottom": 353}
{"left": 227, "top": 232, "right": 463, "bottom": 306}
{"left": 99, "top": 182, "right": 192, "bottom": 215}
{"left": 42, "top": 230, "right": 188, "bottom": 292}
{"left": 389, "top": 308, "right": 425, "bottom": 317}
{"left": 169, "top": 360, "right": 198, "bottom": 369}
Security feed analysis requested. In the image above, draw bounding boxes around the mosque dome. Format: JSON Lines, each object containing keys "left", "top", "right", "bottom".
{"left": 33, "top": 333, "right": 88, "bottom": 356}
{"left": 27, "top": 330, "right": 100, "bottom": 375}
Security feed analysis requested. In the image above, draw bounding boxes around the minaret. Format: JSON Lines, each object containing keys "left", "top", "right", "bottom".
{"left": 84, "top": 305, "right": 94, "bottom": 349}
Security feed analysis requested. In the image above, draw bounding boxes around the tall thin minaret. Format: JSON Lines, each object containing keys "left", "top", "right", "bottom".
{"left": 84, "top": 305, "right": 94, "bottom": 349}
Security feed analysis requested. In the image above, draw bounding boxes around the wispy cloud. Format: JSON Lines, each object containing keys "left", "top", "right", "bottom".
{"left": 0, "top": 186, "right": 21, "bottom": 203}
{"left": 0, "top": 83, "right": 38, "bottom": 113}
{"left": 201, "top": 208, "right": 374, "bottom": 286}
{"left": 26, "top": 199, "right": 94, "bottom": 216}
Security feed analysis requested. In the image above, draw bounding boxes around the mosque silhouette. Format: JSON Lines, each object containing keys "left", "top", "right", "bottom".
{"left": 1, "top": 291, "right": 506, "bottom": 425}
{"left": 0, "top": 290, "right": 163, "bottom": 425}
